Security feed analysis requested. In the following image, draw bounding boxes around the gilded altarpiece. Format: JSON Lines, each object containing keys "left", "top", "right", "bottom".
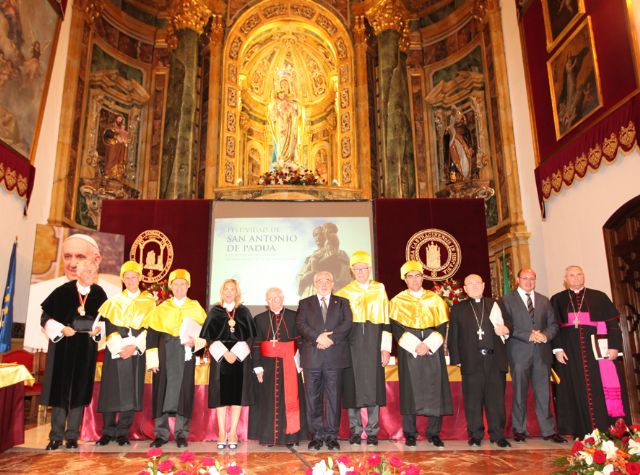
{"left": 216, "top": 0, "right": 362, "bottom": 199}
{"left": 407, "top": 1, "right": 531, "bottom": 294}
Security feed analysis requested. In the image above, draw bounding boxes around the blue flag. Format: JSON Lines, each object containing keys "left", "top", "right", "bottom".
{"left": 0, "top": 240, "right": 17, "bottom": 353}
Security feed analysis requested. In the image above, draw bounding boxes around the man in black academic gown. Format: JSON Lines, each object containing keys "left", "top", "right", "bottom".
{"left": 296, "top": 270, "right": 353, "bottom": 451}
{"left": 145, "top": 269, "right": 206, "bottom": 448}
{"left": 389, "top": 260, "right": 452, "bottom": 448}
{"left": 249, "top": 287, "right": 306, "bottom": 446}
{"left": 96, "top": 261, "right": 155, "bottom": 446}
{"left": 448, "top": 274, "right": 512, "bottom": 448}
{"left": 40, "top": 259, "right": 106, "bottom": 450}
{"left": 551, "top": 265, "right": 631, "bottom": 437}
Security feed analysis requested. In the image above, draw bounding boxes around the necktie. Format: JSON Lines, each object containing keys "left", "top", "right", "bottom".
{"left": 321, "top": 297, "right": 328, "bottom": 323}
{"left": 526, "top": 293, "right": 534, "bottom": 321}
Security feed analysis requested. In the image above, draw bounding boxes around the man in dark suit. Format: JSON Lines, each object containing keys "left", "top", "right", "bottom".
{"left": 296, "top": 270, "right": 353, "bottom": 450}
{"left": 501, "top": 268, "right": 566, "bottom": 443}
{"left": 448, "top": 274, "right": 512, "bottom": 448}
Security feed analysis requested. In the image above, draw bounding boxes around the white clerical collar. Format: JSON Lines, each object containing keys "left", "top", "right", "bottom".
{"left": 173, "top": 297, "right": 186, "bottom": 307}
{"left": 409, "top": 289, "right": 424, "bottom": 298}
{"left": 474, "top": 298, "right": 482, "bottom": 303}
{"left": 270, "top": 307, "right": 284, "bottom": 314}
{"left": 223, "top": 302, "right": 235, "bottom": 311}
{"left": 571, "top": 287, "right": 585, "bottom": 293}
{"left": 76, "top": 282, "right": 91, "bottom": 295}
{"left": 127, "top": 290, "right": 140, "bottom": 298}
{"left": 356, "top": 280, "right": 370, "bottom": 289}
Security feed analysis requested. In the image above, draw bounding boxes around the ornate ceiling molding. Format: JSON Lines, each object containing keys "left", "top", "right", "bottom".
{"left": 169, "top": 0, "right": 212, "bottom": 33}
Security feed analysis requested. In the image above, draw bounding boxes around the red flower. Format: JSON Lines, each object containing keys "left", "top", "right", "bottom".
{"left": 136, "top": 472, "right": 150, "bottom": 475}
{"left": 627, "top": 461, "right": 640, "bottom": 475}
{"left": 631, "top": 424, "right": 640, "bottom": 432}
{"left": 401, "top": 465, "right": 420, "bottom": 475}
{"left": 200, "top": 457, "right": 215, "bottom": 467}
{"left": 147, "top": 447, "right": 163, "bottom": 457}
{"left": 157, "top": 459, "right": 174, "bottom": 472}
{"left": 346, "top": 472, "right": 358, "bottom": 475}
{"left": 572, "top": 441, "right": 584, "bottom": 454}
{"left": 584, "top": 437, "right": 595, "bottom": 445}
{"left": 175, "top": 471, "right": 191, "bottom": 475}
{"left": 593, "top": 450, "right": 606, "bottom": 464}
{"left": 306, "top": 470, "right": 313, "bottom": 475}
{"left": 227, "top": 466, "right": 243, "bottom": 475}
{"left": 388, "top": 455, "right": 403, "bottom": 468}
{"left": 611, "top": 471, "right": 624, "bottom": 475}
{"left": 367, "top": 454, "right": 381, "bottom": 467}
{"left": 336, "top": 456, "right": 352, "bottom": 465}
{"left": 178, "top": 450, "right": 195, "bottom": 463}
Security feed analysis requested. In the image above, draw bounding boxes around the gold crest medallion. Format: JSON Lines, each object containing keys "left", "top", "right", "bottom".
{"left": 129, "top": 230, "right": 174, "bottom": 283}
{"left": 405, "top": 228, "right": 462, "bottom": 281}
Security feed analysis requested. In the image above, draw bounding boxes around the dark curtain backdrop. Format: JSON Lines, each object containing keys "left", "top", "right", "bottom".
{"left": 373, "top": 198, "right": 491, "bottom": 298}
{"left": 100, "top": 199, "right": 212, "bottom": 307}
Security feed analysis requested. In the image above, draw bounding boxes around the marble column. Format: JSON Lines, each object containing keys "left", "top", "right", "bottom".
{"left": 366, "top": 0, "right": 415, "bottom": 198}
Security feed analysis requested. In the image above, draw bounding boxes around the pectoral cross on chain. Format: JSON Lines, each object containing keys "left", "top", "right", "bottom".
{"left": 271, "top": 337, "right": 277, "bottom": 347}
{"left": 477, "top": 328, "right": 485, "bottom": 340}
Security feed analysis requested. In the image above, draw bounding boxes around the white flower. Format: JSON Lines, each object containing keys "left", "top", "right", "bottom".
{"left": 337, "top": 462, "right": 354, "bottom": 475}
{"left": 207, "top": 467, "right": 221, "bottom": 475}
{"left": 600, "top": 440, "right": 618, "bottom": 459}
{"left": 601, "top": 464, "right": 616, "bottom": 475}
{"left": 629, "top": 438, "right": 640, "bottom": 455}
{"left": 312, "top": 460, "right": 334, "bottom": 475}
{"left": 583, "top": 453, "right": 594, "bottom": 466}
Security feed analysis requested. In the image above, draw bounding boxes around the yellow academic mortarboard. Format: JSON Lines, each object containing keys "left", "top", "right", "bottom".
{"left": 169, "top": 269, "right": 191, "bottom": 286}
{"left": 120, "top": 260, "right": 143, "bottom": 279}
{"left": 350, "top": 250, "right": 372, "bottom": 267}
{"left": 401, "top": 260, "right": 423, "bottom": 280}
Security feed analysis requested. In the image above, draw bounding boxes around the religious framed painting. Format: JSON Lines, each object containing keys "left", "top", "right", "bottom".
{"left": 541, "top": 0, "right": 585, "bottom": 52}
{"left": 546, "top": 17, "right": 602, "bottom": 140}
{"left": 0, "top": 0, "right": 63, "bottom": 163}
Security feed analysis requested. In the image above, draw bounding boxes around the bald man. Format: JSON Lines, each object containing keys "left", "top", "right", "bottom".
{"left": 551, "top": 265, "right": 630, "bottom": 437}
{"left": 26, "top": 233, "right": 121, "bottom": 352}
{"left": 448, "top": 274, "right": 511, "bottom": 448}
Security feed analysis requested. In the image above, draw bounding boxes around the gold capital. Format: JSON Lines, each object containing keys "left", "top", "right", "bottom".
{"left": 169, "top": 0, "right": 212, "bottom": 34}
{"left": 353, "top": 15, "right": 367, "bottom": 44}
{"left": 364, "top": 0, "right": 410, "bottom": 36}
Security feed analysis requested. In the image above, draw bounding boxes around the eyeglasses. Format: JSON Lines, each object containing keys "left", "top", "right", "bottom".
{"left": 352, "top": 267, "right": 369, "bottom": 273}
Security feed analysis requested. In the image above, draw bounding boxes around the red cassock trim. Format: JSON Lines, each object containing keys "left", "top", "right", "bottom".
{"left": 260, "top": 341, "right": 300, "bottom": 435}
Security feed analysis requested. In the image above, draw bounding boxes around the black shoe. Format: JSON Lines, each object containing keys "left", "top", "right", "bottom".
{"left": 468, "top": 437, "right": 481, "bottom": 447}
{"left": 543, "top": 433, "right": 567, "bottom": 443}
{"left": 349, "top": 434, "right": 361, "bottom": 445}
{"left": 286, "top": 442, "right": 295, "bottom": 448}
{"left": 96, "top": 435, "right": 112, "bottom": 446}
{"left": 150, "top": 438, "right": 168, "bottom": 448}
{"left": 65, "top": 439, "right": 78, "bottom": 449}
{"left": 513, "top": 432, "right": 526, "bottom": 442}
{"left": 325, "top": 438, "right": 340, "bottom": 451}
{"left": 405, "top": 435, "right": 416, "bottom": 447}
{"left": 492, "top": 438, "right": 511, "bottom": 448}
{"left": 366, "top": 435, "right": 378, "bottom": 446}
{"left": 428, "top": 435, "right": 445, "bottom": 448}
{"left": 308, "top": 438, "right": 323, "bottom": 450}
{"left": 45, "top": 440, "right": 62, "bottom": 451}
{"left": 176, "top": 437, "right": 188, "bottom": 448}
{"left": 116, "top": 436, "right": 130, "bottom": 446}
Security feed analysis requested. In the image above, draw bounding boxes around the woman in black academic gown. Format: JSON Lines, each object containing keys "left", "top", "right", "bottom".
{"left": 200, "top": 279, "right": 256, "bottom": 449}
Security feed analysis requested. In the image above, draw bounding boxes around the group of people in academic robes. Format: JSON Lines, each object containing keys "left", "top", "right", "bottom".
{"left": 37, "top": 251, "right": 630, "bottom": 452}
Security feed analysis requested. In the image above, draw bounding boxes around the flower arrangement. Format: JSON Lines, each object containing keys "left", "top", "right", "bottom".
{"left": 140, "top": 448, "right": 244, "bottom": 475}
{"left": 142, "top": 279, "right": 171, "bottom": 304}
{"left": 431, "top": 278, "right": 467, "bottom": 307}
{"left": 259, "top": 165, "right": 325, "bottom": 185}
{"left": 555, "top": 419, "right": 640, "bottom": 474}
{"left": 304, "top": 454, "right": 420, "bottom": 475}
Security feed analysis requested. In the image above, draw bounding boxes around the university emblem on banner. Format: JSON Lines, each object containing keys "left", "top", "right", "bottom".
{"left": 405, "top": 228, "right": 462, "bottom": 281}
{"left": 129, "top": 230, "right": 174, "bottom": 283}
